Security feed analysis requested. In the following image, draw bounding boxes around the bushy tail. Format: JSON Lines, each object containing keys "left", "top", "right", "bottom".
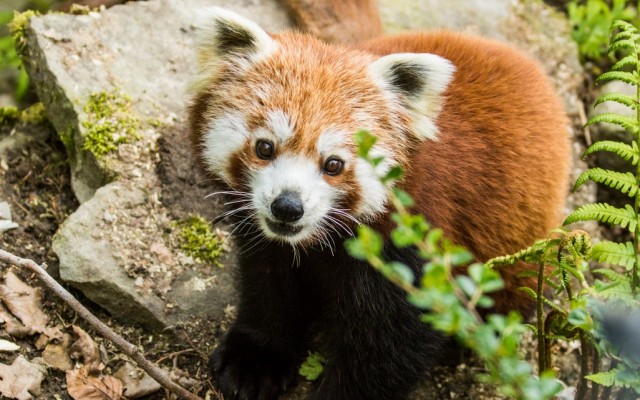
{"left": 279, "top": 0, "right": 382, "bottom": 44}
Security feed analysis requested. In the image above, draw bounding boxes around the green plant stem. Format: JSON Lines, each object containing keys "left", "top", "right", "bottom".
{"left": 537, "top": 261, "right": 546, "bottom": 374}
{"left": 388, "top": 193, "right": 483, "bottom": 323}
{"left": 633, "top": 36, "right": 640, "bottom": 296}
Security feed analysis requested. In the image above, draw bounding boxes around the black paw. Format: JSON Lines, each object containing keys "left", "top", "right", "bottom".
{"left": 209, "top": 330, "right": 298, "bottom": 400}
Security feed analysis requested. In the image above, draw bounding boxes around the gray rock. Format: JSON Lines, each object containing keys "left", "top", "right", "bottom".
{"left": 0, "top": 202, "right": 18, "bottom": 233}
{"left": 52, "top": 182, "right": 167, "bottom": 330}
{"left": 0, "top": 202, "right": 11, "bottom": 221}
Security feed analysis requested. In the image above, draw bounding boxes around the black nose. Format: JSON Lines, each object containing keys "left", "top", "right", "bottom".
{"left": 270, "top": 191, "right": 304, "bottom": 223}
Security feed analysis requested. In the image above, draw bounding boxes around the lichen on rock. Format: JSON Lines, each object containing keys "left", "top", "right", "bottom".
{"left": 81, "top": 91, "right": 141, "bottom": 159}
{"left": 176, "top": 215, "right": 226, "bottom": 266}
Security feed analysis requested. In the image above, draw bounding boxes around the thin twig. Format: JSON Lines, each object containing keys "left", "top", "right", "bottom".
{"left": 577, "top": 99, "right": 592, "bottom": 147}
{"left": 0, "top": 249, "right": 205, "bottom": 400}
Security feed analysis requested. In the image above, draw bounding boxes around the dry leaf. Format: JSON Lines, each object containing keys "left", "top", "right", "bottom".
{"left": 0, "top": 339, "right": 20, "bottom": 352}
{"left": 113, "top": 362, "right": 161, "bottom": 399}
{"left": 69, "top": 326, "right": 103, "bottom": 374}
{"left": 42, "top": 332, "right": 73, "bottom": 371}
{"left": 0, "top": 355, "right": 46, "bottom": 400}
{"left": 66, "top": 367, "right": 122, "bottom": 400}
{"left": 0, "top": 300, "right": 31, "bottom": 338}
{"left": 0, "top": 271, "right": 49, "bottom": 335}
{"left": 43, "top": 343, "right": 74, "bottom": 371}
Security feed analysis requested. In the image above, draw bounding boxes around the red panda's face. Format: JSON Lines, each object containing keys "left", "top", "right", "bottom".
{"left": 190, "top": 8, "right": 454, "bottom": 247}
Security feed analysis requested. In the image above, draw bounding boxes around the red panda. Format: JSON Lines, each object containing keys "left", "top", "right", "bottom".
{"left": 187, "top": 3, "right": 570, "bottom": 399}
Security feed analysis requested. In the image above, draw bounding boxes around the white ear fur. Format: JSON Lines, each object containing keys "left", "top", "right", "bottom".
{"left": 369, "top": 53, "right": 455, "bottom": 141}
{"left": 192, "top": 7, "right": 276, "bottom": 90}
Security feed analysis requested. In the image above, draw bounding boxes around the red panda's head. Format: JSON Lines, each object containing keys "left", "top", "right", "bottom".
{"left": 189, "top": 8, "right": 455, "bottom": 246}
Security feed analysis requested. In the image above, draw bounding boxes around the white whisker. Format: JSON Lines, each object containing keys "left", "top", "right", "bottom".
{"left": 205, "top": 190, "right": 252, "bottom": 199}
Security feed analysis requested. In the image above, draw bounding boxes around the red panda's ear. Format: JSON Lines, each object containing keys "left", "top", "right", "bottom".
{"left": 369, "top": 53, "right": 455, "bottom": 141}
{"left": 192, "top": 8, "right": 276, "bottom": 89}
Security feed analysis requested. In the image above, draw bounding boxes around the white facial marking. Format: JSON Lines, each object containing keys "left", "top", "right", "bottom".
{"left": 353, "top": 146, "right": 394, "bottom": 219}
{"left": 202, "top": 112, "right": 249, "bottom": 184}
{"left": 316, "top": 128, "right": 352, "bottom": 162}
{"left": 266, "top": 110, "right": 295, "bottom": 144}
{"left": 250, "top": 155, "right": 338, "bottom": 243}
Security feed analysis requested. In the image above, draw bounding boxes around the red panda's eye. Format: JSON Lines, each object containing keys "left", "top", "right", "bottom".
{"left": 256, "top": 140, "right": 274, "bottom": 160}
{"left": 323, "top": 158, "right": 344, "bottom": 176}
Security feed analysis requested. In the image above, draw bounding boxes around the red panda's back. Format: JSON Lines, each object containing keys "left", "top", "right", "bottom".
{"left": 359, "top": 31, "right": 571, "bottom": 312}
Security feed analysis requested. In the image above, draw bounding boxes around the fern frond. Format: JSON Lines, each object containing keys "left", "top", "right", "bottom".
{"left": 585, "top": 113, "right": 639, "bottom": 134}
{"left": 608, "top": 40, "right": 638, "bottom": 55}
{"left": 573, "top": 168, "right": 638, "bottom": 197}
{"left": 583, "top": 141, "right": 639, "bottom": 165}
{"left": 612, "top": 55, "right": 638, "bottom": 71}
{"left": 564, "top": 203, "right": 637, "bottom": 231}
{"left": 595, "top": 71, "right": 638, "bottom": 86}
{"left": 612, "top": 20, "right": 638, "bottom": 35}
{"left": 592, "top": 268, "right": 625, "bottom": 282}
{"left": 485, "top": 239, "right": 546, "bottom": 269}
{"left": 612, "top": 30, "right": 634, "bottom": 43}
{"left": 590, "top": 240, "right": 636, "bottom": 269}
{"left": 542, "top": 297, "right": 567, "bottom": 314}
{"left": 593, "top": 93, "right": 638, "bottom": 109}
{"left": 586, "top": 369, "right": 619, "bottom": 387}
{"left": 519, "top": 287, "right": 537, "bottom": 300}
{"left": 595, "top": 280, "right": 636, "bottom": 304}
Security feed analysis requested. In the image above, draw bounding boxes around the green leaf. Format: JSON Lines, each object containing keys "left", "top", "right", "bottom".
{"left": 392, "top": 188, "right": 414, "bottom": 207}
{"left": 583, "top": 140, "right": 639, "bottom": 165}
{"left": 299, "top": 351, "right": 326, "bottom": 381}
{"left": 449, "top": 251, "right": 474, "bottom": 266}
{"left": 354, "top": 130, "right": 377, "bottom": 158}
{"left": 456, "top": 275, "right": 476, "bottom": 297}
{"left": 573, "top": 168, "right": 638, "bottom": 197}
{"left": 344, "top": 225, "right": 383, "bottom": 260}
{"left": 476, "top": 295, "right": 494, "bottom": 308}
{"left": 590, "top": 240, "right": 636, "bottom": 269}
{"left": 594, "top": 279, "right": 636, "bottom": 303}
{"left": 519, "top": 286, "right": 538, "bottom": 300}
{"left": 382, "top": 166, "right": 403, "bottom": 183}
{"left": 608, "top": 39, "right": 637, "bottom": 54}
{"left": 596, "top": 70, "right": 638, "bottom": 85}
{"left": 612, "top": 54, "right": 638, "bottom": 70}
{"left": 611, "top": 30, "right": 634, "bottom": 43}
{"left": 612, "top": 19, "right": 637, "bottom": 33}
{"left": 468, "top": 264, "right": 504, "bottom": 293}
{"left": 585, "top": 113, "right": 638, "bottom": 134}
{"left": 389, "top": 262, "right": 414, "bottom": 284}
{"left": 568, "top": 307, "right": 593, "bottom": 331}
{"left": 593, "top": 92, "right": 637, "bottom": 109}
{"left": 591, "top": 267, "right": 624, "bottom": 282}
{"left": 563, "top": 203, "right": 637, "bottom": 231}
{"left": 586, "top": 369, "right": 618, "bottom": 387}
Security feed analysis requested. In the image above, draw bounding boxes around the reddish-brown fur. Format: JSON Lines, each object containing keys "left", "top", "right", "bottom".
{"left": 359, "top": 32, "right": 571, "bottom": 313}
{"left": 190, "top": 30, "right": 570, "bottom": 315}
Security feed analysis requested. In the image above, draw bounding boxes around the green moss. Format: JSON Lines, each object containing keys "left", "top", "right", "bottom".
{"left": 59, "top": 125, "right": 75, "bottom": 162}
{"left": 19, "top": 102, "right": 47, "bottom": 124}
{"left": 81, "top": 91, "right": 141, "bottom": 158}
{"left": 9, "top": 10, "right": 39, "bottom": 53}
{"left": 177, "top": 215, "right": 224, "bottom": 266}
{"left": 0, "top": 103, "right": 48, "bottom": 126}
{"left": 0, "top": 106, "right": 20, "bottom": 125}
